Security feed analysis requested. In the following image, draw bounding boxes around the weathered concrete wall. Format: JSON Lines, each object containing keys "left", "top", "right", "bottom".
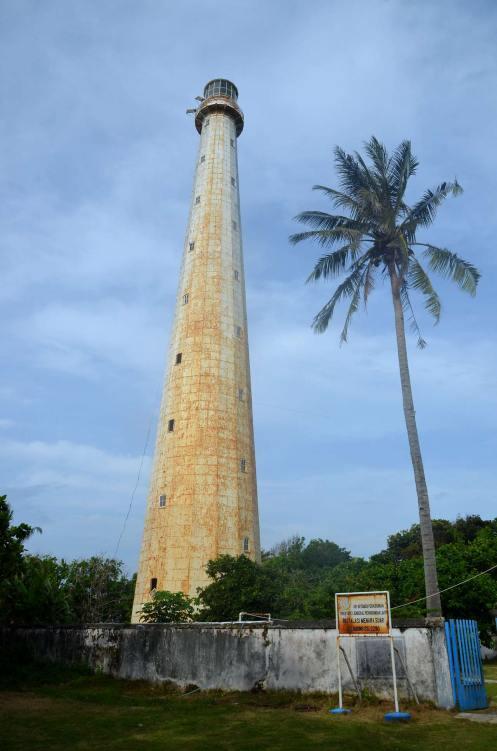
{"left": 1, "top": 622, "right": 454, "bottom": 708}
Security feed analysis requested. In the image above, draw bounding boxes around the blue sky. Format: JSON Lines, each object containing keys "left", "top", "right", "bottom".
{"left": 1, "top": 0, "right": 496, "bottom": 573}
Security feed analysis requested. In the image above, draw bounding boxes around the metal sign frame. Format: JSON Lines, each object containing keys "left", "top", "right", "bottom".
{"left": 334, "top": 591, "right": 400, "bottom": 714}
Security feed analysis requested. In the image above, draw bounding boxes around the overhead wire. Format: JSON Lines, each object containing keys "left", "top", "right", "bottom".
{"left": 391, "top": 561, "right": 497, "bottom": 610}
{"left": 113, "top": 411, "right": 156, "bottom": 558}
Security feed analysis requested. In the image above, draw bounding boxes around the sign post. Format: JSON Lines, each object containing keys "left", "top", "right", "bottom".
{"left": 331, "top": 591, "right": 411, "bottom": 721}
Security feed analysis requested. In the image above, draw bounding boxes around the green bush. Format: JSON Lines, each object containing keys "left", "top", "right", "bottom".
{"left": 138, "top": 590, "right": 195, "bottom": 623}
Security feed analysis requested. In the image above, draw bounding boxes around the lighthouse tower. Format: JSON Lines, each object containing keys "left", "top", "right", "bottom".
{"left": 132, "top": 79, "right": 260, "bottom": 621}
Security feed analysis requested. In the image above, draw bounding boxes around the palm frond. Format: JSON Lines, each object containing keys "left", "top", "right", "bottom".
{"left": 311, "top": 263, "right": 367, "bottom": 334}
{"left": 364, "top": 136, "right": 390, "bottom": 179}
{"left": 389, "top": 140, "right": 418, "bottom": 210}
{"left": 312, "top": 185, "right": 363, "bottom": 217}
{"left": 292, "top": 211, "right": 369, "bottom": 232}
{"left": 422, "top": 245, "right": 480, "bottom": 295}
{"left": 402, "top": 180, "right": 463, "bottom": 233}
{"left": 408, "top": 257, "right": 442, "bottom": 322}
{"left": 363, "top": 137, "right": 394, "bottom": 210}
{"left": 340, "top": 265, "right": 369, "bottom": 344}
{"left": 363, "top": 259, "right": 375, "bottom": 307}
{"left": 306, "top": 245, "right": 365, "bottom": 282}
{"left": 289, "top": 228, "right": 368, "bottom": 248}
{"left": 401, "top": 283, "right": 427, "bottom": 349}
{"left": 334, "top": 147, "right": 377, "bottom": 203}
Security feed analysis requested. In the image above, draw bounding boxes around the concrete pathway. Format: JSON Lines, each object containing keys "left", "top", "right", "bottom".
{"left": 456, "top": 712, "right": 497, "bottom": 724}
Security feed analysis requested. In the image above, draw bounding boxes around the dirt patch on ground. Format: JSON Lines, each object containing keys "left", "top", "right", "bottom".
{"left": 0, "top": 692, "right": 60, "bottom": 712}
{"left": 0, "top": 691, "right": 122, "bottom": 717}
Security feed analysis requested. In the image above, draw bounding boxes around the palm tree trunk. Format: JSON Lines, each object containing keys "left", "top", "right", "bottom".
{"left": 388, "top": 265, "right": 442, "bottom": 617}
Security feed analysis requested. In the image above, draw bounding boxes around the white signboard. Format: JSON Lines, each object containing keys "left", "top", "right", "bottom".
{"left": 335, "top": 591, "right": 391, "bottom": 636}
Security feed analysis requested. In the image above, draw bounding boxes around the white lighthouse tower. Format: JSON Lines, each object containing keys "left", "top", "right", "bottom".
{"left": 132, "top": 79, "right": 260, "bottom": 621}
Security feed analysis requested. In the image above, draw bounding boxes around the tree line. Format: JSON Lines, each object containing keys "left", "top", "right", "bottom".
{"left": 2, "top": 494, "right": 496, "bottom": 640}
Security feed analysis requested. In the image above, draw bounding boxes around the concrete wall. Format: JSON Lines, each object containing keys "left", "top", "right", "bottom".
{"left": 1, "top": 622, "right": 454, "bottom": 708}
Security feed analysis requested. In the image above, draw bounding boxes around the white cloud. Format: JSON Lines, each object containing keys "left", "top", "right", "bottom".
{"left": 18, "top": 299, "right": 169, "bottom": 379}
{"left": 2, "top": 437, "right": 151, "bottom": 570}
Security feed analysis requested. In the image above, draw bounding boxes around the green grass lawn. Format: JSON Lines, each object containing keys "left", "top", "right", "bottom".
{"left": 0, "top": 664, "right": 496, "bottom": 751}
{"left": 485, "top": 662, "right": 497, "bottom": 702}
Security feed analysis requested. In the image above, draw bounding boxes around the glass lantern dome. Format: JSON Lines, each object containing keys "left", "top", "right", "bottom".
{"left": 203, "top": 79, "right": 238, "bottom": 101}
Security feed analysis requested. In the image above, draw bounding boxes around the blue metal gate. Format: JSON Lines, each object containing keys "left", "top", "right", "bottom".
{"left": 445, "top": 619, "right": 488, "bottom": 710}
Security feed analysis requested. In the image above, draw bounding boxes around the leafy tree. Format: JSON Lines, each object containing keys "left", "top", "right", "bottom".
{"left": 11, "top": 556, "right": 71, "bottom": 625}
{"left": 453, "top": 515, "right": 496, "bottom": 543}
{"left": 301, "top": 539, "right": 351, "bottom": 570}
{"left": 63, "top": 556, "right": 135, "bottom": 623}
{"left": 138, "top": 590, "right": 195, "bottom": 623}
{"left": 197, "top": 524, "right": 497, "bottom": 634}
{"left": 196, "top": 554, "right": 280, "bottom": 621}
{"left": 0, "top": 494, "right": 40, "bottom": 579}
{"left": 263, "top": 536, "right": 350, "bottom": 573}
{"left": 263, "top": 535, "right": 305, "bottom": 561}
{"left": 372, "top": 516, "right": 497, "bottom": 564}
{"left": 290, "top": 137, "right": 480, "bottom": 616}
{"left": 0, "top": 494, "right": 40, "bottom": 623}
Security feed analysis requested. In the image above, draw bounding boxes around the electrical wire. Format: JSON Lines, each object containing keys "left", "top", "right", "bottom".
{"left": 391, "top": 561, "right": 497, "bottom": 611}
{"left": 113, "top": 414, "right": 155, "bottom": 558}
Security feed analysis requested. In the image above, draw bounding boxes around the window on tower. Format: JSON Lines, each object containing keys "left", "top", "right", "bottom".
{"left": 231, "top": 177, "right": 236, "bottom": 187}
{"left": 159, "top": 495, "right": 167, "bottom": 508}
{"left": 183, "top": 293, "right": 189, "bottom": 304}
{"left": 195, "top": 196, "right": 201, "bottom": 205}
{"left": 150, "top": 578, "right": 157, "bottom": 591}
{"left": 235, "top": 325, "right": 242, "bottom": 338}
{"left": 189, "top": 241, "right": 195, "bottom": 251}
{"left": 234, "top": 270, "right": 239, "bottom": 281}
{"left": 168, "top": 419, "right": 175, "bottom": 432}
{"left": 204, "top": 118, "right": 210, "bottom": 126}
{"left": 200, "top": 155, "right": 205, "bottom": 163}
{"left": 240, "top": 458, "right": 246, "bottom": 472}
{"left": 230, "top": 138, "right": 234, "bottom": 147}
{"left": 243, "top": 537, "right": 249, "bottom": 552}
{"left": 175, "top": 353, "right": 182, "bottom": 365}
{"left": 238, "top": 388, "right": 244, "bottom": 401}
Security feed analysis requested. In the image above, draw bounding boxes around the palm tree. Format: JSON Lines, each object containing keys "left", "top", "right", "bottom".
{"left": 290, "top": 137, "right": 480, "bottom": 617}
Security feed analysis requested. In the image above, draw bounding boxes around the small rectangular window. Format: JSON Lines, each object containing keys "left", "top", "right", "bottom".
{"left": 243, "top": 537, "right": 249, "bottom": 552}
{"left": 150, "top": 578, "right": 157, "bottom": 591}
{"left": 175, "top": 353, "right": 182, "bottom": 365}
{"left": 183, "top": 293, "right": 189, "bottom": 304}
{"left": 235, "top": 325, "right": 242, "bottom": 338}
{"left": 230, "top": 138, "right": 234, "bottom": 147}
{"left": 159, "top": 495, "right": 167, "bottom": 508}
{"left": 238, "top": 388, "right": 244, "bottom": 401}
{"left": 200, "top": 155, "right": 205, "bottom": 163}
{"left": 168, "top": 419, "right": 175, "bottom": 432}
{"left": 231, "top": 177, "right": 236, "bottom": 187}
{"left": 232, "top": 220, "right": 237, "bottom": 230}
{"left": 189, "top": 241, "right": 195, "bottom": 251}
{"left": 195, "top": 196, "right": 200, "bottom": 205}
{"left": 234, "top": 270, "right": 239, "bottom": 281}
{"left": 240, "top": 458, "right": 246, "bottom": 472}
